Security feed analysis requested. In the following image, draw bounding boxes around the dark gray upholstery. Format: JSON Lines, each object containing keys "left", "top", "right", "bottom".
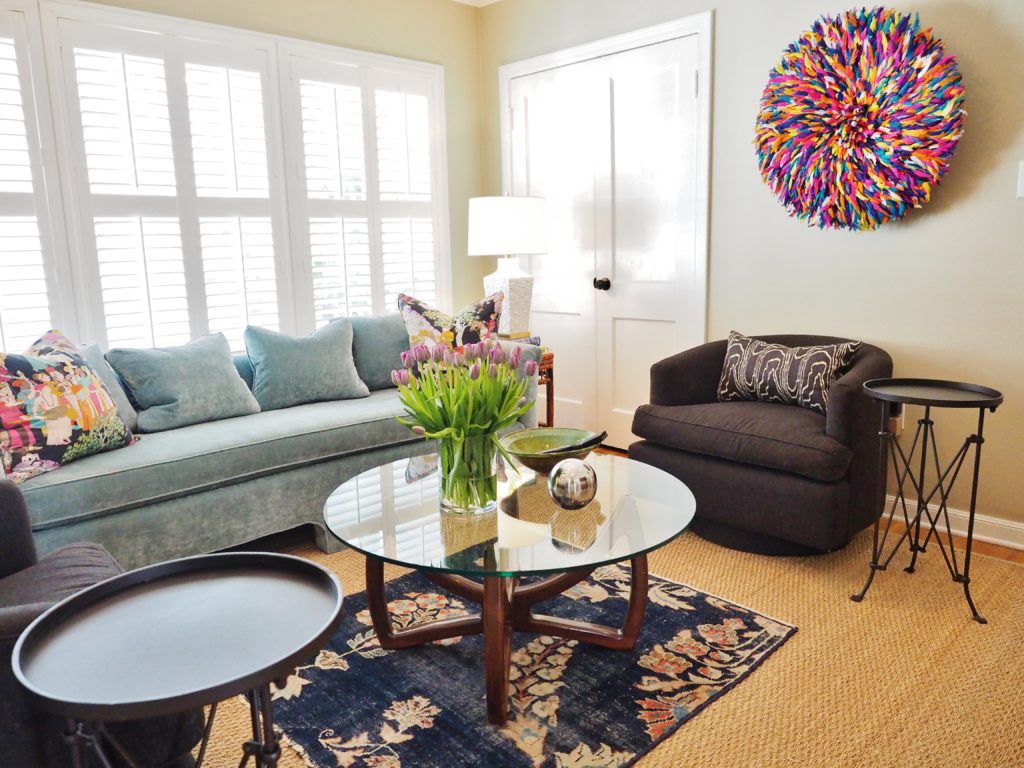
{"left": 0, "top": 480, "right": 202, "bottom": 768}
{"left": 630, "top": 335, "right": 893, "bottom": 554}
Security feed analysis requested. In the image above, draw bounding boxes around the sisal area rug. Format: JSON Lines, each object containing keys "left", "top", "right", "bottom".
{"left": 199, "top": 532, "right": 1024, "bottom": 766}
{"left": 266, "top": 564, "right": 795, "bottom": 767}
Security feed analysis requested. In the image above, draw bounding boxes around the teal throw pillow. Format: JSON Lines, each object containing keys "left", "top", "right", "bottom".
{"left": 106, "top": 333, "right": 260, "bottom": 432}
{"left": 349, "top": 314, "right": 411, "bottom": 390}
{"left": 243, "top": 320, "right": 369, "bottom": 411}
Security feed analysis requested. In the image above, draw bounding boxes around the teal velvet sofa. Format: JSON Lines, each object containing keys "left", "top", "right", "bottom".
{"left": 18, "top": 316, "right": 540, "bottom": 570}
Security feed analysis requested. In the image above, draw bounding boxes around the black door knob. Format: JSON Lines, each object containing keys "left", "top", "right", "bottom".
{"left": 593, "top": 277, "right": 611, "bottom": 290}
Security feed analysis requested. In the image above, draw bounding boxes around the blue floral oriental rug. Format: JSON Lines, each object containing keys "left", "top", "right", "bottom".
{"left": 269, "top": 564, "right": 796, "bottom": 767}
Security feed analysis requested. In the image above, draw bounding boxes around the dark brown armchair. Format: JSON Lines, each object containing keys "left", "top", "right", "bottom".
{"left": 1, "top": 479, "right": 202, "bottom": 767}
{"left": 629, "top": 335, "right": 893, "bottom": 555}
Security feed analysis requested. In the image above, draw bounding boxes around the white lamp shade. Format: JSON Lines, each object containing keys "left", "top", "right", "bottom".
{"left": 467, "top": 196, "right": 546, "bottom": 256}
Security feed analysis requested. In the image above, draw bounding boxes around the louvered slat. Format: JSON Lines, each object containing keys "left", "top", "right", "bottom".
{"left": 381, "top": 216, "right": 435, "bottom": 311}
{"left": 309, "top": 216, "right": 373, "bottom": 325}
{"left": 0, "top": 217, "right": 51, "bottom": 350}
{"left": 0, "top": 40, "right": 31, "bottom": 193}
{"left": 199, "top": 216, "right": 279, "bottom": 350}
{"left": 186, "top": 63, "right": 269, "bottom": 198}
{"left": 73, "top": 48, "right": 176, "bottom": 196}
{"left": 300, "top": 78, "right": 365, "bottom": 200}
{"left": 94, "top": 216, "right": 189, "bottom": 348}
{"left": 375, "top": 89, "right": 430, "bottom": 202}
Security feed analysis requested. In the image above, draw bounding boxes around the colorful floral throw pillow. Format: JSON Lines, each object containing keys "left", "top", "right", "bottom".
{"left": 1, "top": 330, "right": 134, "bottom": 484}
{"left": 397, "top": 292, "right": 503, "bottom": 350}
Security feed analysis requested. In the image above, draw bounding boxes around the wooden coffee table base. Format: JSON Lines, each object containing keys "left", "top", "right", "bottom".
{"left": 365, "top": 556, "right": 649, "bottom": 724}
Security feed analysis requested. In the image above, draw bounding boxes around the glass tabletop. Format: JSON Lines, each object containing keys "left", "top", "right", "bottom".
{"left": 323, "top": 452, "right": 695, "bottom": 578}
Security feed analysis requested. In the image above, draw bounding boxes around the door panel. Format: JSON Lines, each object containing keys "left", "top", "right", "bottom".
{"left": 509, "top": 61, "right": 600, "bottom": 429}
{"left": 507, "top": 31, "right": 706, "bottom": 447}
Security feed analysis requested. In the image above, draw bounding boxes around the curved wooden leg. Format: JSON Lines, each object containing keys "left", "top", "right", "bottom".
{"left": 483, "top": 576, "right": 514, "bottom": 725}
{"left": 512, "top": 555, "right": 649, "bottom": 650}
{"left": 365, "top": 558, "right": 482, "bottom": 649}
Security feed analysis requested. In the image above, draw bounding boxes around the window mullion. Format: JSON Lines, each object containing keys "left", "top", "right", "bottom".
{"left": 42, "top": 11, "right": 108, "bottom": 347}
{"left": 276, "top": 47, "right": 314, "bottom": 335}
{"left": 361, "top": 70, "right": 384, "bottom": 316}
{"left": 163, "top": 43, "right": 208, "bottom": 340}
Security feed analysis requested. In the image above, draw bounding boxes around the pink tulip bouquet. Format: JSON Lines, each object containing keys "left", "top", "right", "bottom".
{"left": 392, "top": 340, "right": 537, "bottom": 513}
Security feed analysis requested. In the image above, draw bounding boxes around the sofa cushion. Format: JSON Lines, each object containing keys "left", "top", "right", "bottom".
{"left": 631, "top": 400, "right": 852, "bottom": 482}
{"left": 717, "top": 331, "right": 860, "bottom": 415}
{"left": 350, "top": 314, "right": 410, "bottom": 390}
{"left": 21, "top": 390, "right": 418, "bottom": 530}
{"left": 107, "top": 333, "right": 260, "bottom": 432}
{"left": 1, "top": 331, "right": 134, "bottom": 485}
{"left": 244, "top": 321, "right": 369, "bottom": 411}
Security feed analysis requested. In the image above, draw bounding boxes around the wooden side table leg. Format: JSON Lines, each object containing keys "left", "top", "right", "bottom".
{"left": 545, "top": 370, "right": 554, "bottom": 428}
{"left": 483, "top": 575, "right": 514, "bottom": 725}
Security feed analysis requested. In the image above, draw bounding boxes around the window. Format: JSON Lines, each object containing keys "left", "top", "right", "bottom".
{"left": 283, "top": 51, "right": 449, "bottom": 327}
{"left": 0, "top": 1, "right": 450, "bottom": 352}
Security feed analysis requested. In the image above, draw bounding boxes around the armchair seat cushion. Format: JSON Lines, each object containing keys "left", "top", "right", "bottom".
{"left": 0, "top": 543, "right": 119, "bottom": 640}
{"left": 632, "top": 400, "right": 852, "bottom": 482}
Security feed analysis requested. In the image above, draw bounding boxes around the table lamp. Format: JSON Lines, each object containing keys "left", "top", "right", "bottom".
{"left": 467, "top": 195, "right": 546, "bottom": 337}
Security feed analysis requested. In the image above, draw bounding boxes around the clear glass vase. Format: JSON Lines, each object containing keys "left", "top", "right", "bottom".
{"left": 437, "top": 433, "right": 499, "bottom": 515}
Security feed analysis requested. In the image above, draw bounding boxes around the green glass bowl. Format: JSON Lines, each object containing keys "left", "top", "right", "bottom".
{"left": 501, "top": 427, "right": 599, "bottom": 474}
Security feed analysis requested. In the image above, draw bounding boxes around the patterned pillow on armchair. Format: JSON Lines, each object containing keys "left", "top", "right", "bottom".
{"left": 397, "top": 292, "right": 503, "bottom": 350}
{"left": 716, "top": 331, "right": 860, "bottom": 415}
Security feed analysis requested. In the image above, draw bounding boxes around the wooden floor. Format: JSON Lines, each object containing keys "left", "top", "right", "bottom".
{"left": 595, "top": 447, "right": 1024, "bottom": 565}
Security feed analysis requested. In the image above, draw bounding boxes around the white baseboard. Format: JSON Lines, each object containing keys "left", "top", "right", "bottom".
{"left": 883, "top": 494, "right": 1024, "bottom": 551}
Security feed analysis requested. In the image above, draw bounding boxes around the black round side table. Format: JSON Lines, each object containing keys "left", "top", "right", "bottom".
{"left": 851, "top": 378, "right": 1003, "bottom": 623}
{"left": 13, "top": 552, "right": 344, "bottom": 767}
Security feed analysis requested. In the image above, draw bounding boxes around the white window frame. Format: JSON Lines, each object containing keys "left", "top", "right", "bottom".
{"left": 19, "top": 0, "right": 450, "bottom": 348}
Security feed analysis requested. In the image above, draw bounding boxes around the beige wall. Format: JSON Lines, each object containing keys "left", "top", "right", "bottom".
{"left": 477, "top": 0, "right": 1024, "bottom": 525}
{"left": 87, "top": 0, "right": 1024, "bottom": 526}
{"left": 93, "top": 0, "right": 491, "bottom": 308}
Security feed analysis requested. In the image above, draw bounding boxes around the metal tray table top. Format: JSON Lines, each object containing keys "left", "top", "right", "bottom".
{"left": 863, "top": 378, "right": 1003, "bottom": 409}
{"left": 13, "top": 552, "right": 343, "bottom": 721}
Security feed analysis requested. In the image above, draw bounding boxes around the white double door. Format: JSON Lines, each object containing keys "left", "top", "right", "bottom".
{"left": 501, "top": 17, "right": 709, "bottom": 449}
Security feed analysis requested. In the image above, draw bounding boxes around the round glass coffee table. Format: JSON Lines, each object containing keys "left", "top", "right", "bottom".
{"left": 323, "top": 451, "right": 695, "bottom": 724}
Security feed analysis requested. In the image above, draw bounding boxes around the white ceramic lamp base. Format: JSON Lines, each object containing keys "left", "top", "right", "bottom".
{"left": 483, "top": 257, "right": 533, "bottom": 337}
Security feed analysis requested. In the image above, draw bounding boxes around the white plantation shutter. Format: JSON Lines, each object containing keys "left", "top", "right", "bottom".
{"left": 285, "top": 52, "right": 449, "bottom": 325}
{"left": 73, "top": 48, "right": 176, "bottom": 195}
{"left": 0, "top": 217, "right": 50, "bottom": 350}
{"left": 7, "top": 4, "right": 447, "bottom": 350}
{"left": 199, "top": 216, "right": 278, "bottom": 349}
{"left": 94, "top": 216, "right": 189, "bottom": 348}
{"left": 381, "top": 216, "right": 435, "bottom": 310}
{"left": 50, "top": 13, "right": 291, "bottom": 350}
{"left": 0, "top": 38, "right": 31, "bottom": 193}
{"left": 0, "top": 15, "right": 65, "bottom": 352}
{"left": 300, "top": 79, "right": 365, "bottom": 200}
{"left": 309, "top": 217, "right": 372, "bottom": 323}
{"left": 186, "top": 63, "right": 269, "bottom": 198}
{"left": 375, "top": 89, "right": 430, "bottom": 202}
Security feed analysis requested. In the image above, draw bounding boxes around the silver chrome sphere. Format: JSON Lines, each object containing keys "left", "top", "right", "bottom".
{"left": 547, "top": 459, "right": 597, "bottom": 510}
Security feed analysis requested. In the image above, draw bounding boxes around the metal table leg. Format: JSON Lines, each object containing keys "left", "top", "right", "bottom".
{"left": 852, "top": 401, "right": 990, "bottom": 623}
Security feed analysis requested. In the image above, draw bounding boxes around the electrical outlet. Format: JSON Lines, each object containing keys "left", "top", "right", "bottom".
{"left": 1018, "top": 161, "right": 1024, "bottom": 199}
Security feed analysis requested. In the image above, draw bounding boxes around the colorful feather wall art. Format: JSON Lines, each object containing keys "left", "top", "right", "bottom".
{"left": 754, "top": 7, "right": 965, "bottom": 230}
